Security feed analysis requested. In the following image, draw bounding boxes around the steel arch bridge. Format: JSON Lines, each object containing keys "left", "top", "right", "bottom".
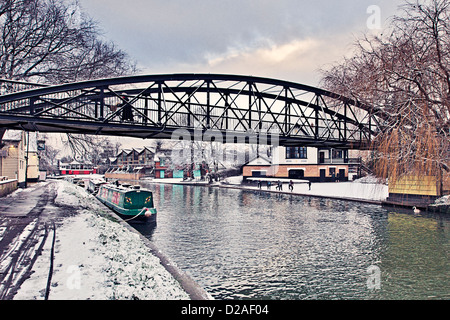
{"left": 0, "top": 74, "right": 381, "bottom": 149}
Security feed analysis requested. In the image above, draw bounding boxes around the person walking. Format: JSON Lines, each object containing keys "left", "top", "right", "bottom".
{"left": 308, "top": 181, "right": 312, "bottom": 190}
{"left": 277, "top": 180, "right": 283, "bottom": 191}
{"left": 120, "top": 96, "right": 134, "bottom": 122}
{"left": 289, "top": 180, "right": 294, "bottom": 192}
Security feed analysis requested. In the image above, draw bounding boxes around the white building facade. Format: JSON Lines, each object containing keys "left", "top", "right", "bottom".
{"left": 243, "top": 146, "right": 360, "bottom": 182}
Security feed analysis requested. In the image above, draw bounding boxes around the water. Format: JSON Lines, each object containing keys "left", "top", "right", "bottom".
{"left": 131, "top": 184, "right": 449, "bottom": 300}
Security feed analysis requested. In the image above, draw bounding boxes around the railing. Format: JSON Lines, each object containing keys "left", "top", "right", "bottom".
{"left": 0, "top": 79, "right": 47, "bottom": 95}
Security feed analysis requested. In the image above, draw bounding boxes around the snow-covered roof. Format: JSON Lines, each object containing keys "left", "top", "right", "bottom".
{"left": 2, "top": 130, "right": 39, "bottom": 152}
{"left": 116, "top": 146, "right": 155, "bottom": 157}
{"left": 245, "top": 155, "right": 272, "bottom": 166}
{"left": 2, "top": 130, "right": 23, "bottom": 141}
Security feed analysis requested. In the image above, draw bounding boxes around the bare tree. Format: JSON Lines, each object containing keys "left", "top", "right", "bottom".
{"left": 0, "top": 0, "right": 136, "bottom": 83}
{"left": 0, "top": 0, "right": 138, "bottom": 159}
{"left": 61, "top": 133, "right": 121, "bottom": 167}
{"left": 38, "top": 140, "right": 60, "bottom": 173}
{"left": 321, "top": 0, "right": 449, "bottom": 183}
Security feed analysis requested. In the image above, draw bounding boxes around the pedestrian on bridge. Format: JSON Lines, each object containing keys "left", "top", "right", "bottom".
{"left": 120, "top": 96, "right": 134, "bottom": 122}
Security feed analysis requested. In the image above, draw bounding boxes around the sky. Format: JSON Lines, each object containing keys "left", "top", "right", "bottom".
{"left": 51, "top": 0, "right": 406, "bottom": 153}
{"left": 78, "top": 0, "right": 405, "bottom": 87}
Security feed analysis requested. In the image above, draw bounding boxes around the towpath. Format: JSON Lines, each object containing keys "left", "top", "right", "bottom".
{"left": 0, "top": 181, "right": 75, "bottom": 299}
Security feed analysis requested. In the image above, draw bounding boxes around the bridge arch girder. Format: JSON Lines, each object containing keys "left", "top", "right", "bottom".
{"left": 0, "top": 74, "right": 381, "bottom": 149}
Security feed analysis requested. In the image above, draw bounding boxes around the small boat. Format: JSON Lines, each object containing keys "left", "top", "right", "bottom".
{"left": 87, "top": 178, "right": 107, "bottom": 194}
{"left": 96, "top": 183, "right": 157, "bottom": 223}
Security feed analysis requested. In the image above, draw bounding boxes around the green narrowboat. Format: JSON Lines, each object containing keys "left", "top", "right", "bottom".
{"left": 96, "top": 184, "right": 157, "bottom": 223}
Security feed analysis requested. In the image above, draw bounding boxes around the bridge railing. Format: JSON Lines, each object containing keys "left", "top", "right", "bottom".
{"left": 0, "top": 79, "right": 47, "bottom": 96}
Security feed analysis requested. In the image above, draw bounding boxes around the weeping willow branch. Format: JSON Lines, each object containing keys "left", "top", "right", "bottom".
{"left": 321, "top": 0, "right": 450, "bottom": 182}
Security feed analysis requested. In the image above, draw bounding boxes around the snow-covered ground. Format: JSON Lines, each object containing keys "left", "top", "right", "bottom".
{"left": 14, "top": 180, "right": 190, "bottom": 300}
{"left": 157, "top": 175, "right": 389, "bottom": 202}
{"left": 241, "top": 178, "right": 389, "bottom": 202}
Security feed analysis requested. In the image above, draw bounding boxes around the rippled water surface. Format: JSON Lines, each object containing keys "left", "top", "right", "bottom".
{"left": 131, "top": 184, "right": 449, "bottom": 300}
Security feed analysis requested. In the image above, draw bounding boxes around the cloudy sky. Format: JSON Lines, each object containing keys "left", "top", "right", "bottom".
{"left": 78, "top": 0, "right": 405, "bottom": 86}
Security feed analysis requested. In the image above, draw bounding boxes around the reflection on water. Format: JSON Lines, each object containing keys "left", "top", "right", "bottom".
{"left": 130, "top": 183, "right": 449, "bottom": 300}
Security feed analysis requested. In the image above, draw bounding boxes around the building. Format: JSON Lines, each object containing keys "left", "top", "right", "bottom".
{"left": 243, "top": 146, "right": 361, "bottom": 182}
{"left": 154, "top": 149, "right": 173, "bottom": 179}
{"left": 112, "top": 147, "right": 155, "bottom": 171}
{"left": 0, "top": 130, "right": 40, "bottom": 187}
{"left": 59, "top": 161, "right": 97, "bottom": 175}
{"left": 242, "top": 155, "right": 272, "bottom": 178}
{"left": 106, "top": 146, "right": 156, "bottom": 180}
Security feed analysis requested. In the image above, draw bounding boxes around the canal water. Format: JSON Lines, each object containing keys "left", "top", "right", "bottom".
{"left": 131, "top": 183, "right": 449, "bottom": 300}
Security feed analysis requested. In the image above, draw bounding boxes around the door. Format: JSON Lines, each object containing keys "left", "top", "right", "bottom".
{"left": 320, "top": 169, "right": 326, "bottom": 182}
{"left": 339, "top": 169, "right": 346, "bottom": 182}
{"left": 319, "top": 152, "right": 325, "bottom": 164}
{"left": 329, "top": 168, "right": 336, "bottom": 181}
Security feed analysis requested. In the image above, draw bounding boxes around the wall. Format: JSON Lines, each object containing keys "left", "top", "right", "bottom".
{"left": 242, "top": 165, "right": 272, "bottom": 177}
{"left": 443, "top": 172, "right": 450, "bottom": 195}
{"left": 272, "top": 164, "right": 348, "bottom": 180}
{"left": 27, "top": 151, "right": 40, "bottom": 181}
{"left": 0, "top": 143, "right": 25, "bottom": 184}
{"left": 0, "top": 179, "right": 18, "bottom": 197}
{"left": 272, "top": 146, "right": 318, "bottom": 165}
{"left": 105, "top": 172, "right": 145, "bottom": 181}
{"left": 389, "top": 176, "right": 439, "bottom": 197}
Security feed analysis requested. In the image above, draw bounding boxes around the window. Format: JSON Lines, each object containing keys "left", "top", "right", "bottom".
{"left": 332, "top": 149, "right": 343, "bottom": 159}
{"left": 289, "top": 169, "right": 305, "bottom": 179}
{"left": 286, "top": 147, "right": 307, "bottom": 159}
{"left": 329, "top": 167, "right": 336, "bottom": 177}
{"left": 252, "top": 171, "right": 267, "bottom": 177}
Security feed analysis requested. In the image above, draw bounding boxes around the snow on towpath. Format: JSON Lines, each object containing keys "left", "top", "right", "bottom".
{"left": 14, "top": 180, "right": 190, "bottom": 300}
{"left": 223, "top": 175, "right": 388, "bottom": 202}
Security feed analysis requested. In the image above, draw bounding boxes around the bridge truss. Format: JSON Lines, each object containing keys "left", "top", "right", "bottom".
{"left": 0, "top": 74, "right": 381, "bottom": 148}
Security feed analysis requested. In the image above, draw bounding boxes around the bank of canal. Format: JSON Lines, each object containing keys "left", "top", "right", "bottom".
{"left": 131, "top": 183, "right": 449, "bottom": 300}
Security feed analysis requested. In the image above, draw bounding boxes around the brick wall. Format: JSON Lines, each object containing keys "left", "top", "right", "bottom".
{"left": 242, "top": 165, "right": 272, "bottom": 177}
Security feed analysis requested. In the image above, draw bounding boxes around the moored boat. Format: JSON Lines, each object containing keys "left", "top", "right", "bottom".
{"left": 87, "top": 178, "right": 107, "bottom": 194}
{"left": 96, "top": 183, "right": 157, "bottom": 223}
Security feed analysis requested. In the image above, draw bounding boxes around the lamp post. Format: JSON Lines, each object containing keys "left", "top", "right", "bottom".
{"left": 24, "top": 131, "right": 29, "bottom": 188}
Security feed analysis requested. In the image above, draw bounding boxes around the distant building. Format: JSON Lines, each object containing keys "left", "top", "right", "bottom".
{"left": 59, "top": 160, "right": 97, "bottom": 175}
{"left": 154, "top": 149, "right": 173, "bottom": 179}
{"left": 111, "top": 147, "right": 155, "bottom": 171}
{"left": 243, "top": 146, "right": 361, "bottom": 182}
{"left": 106, "top": 146, "right": 156, "bottom": 180}
{"left": 242, "top": 155, "right": 272, "bottom": 178}
{"left": 0, "top": 130, "right": 40, "bottom": 187}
